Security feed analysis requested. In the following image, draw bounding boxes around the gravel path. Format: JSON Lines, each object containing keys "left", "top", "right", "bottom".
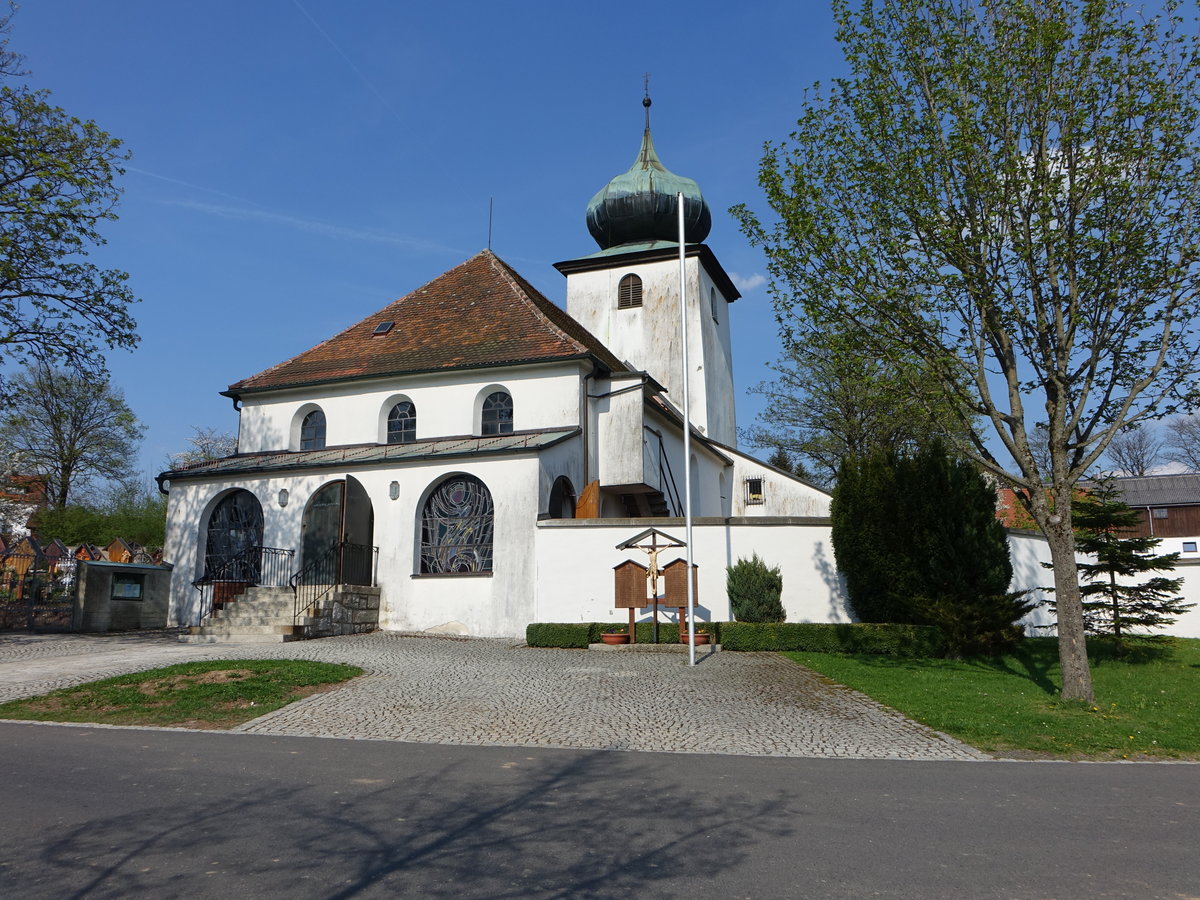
{"left": 0, "top": 630, "right": 986, "bottom": 761}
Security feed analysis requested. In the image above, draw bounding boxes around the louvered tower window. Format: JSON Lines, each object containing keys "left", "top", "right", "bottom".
{"left": 617, "top": 274, "right": 643, "bottom": 309}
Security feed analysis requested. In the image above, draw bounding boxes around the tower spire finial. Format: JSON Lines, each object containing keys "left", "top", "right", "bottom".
{"left": 642, "top": 72, "right": 652, "bottom": 130}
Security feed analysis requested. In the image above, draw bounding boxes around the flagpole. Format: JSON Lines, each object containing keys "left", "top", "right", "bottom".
{"left": 678, "top": 192, "right": 696, "bottom": 667}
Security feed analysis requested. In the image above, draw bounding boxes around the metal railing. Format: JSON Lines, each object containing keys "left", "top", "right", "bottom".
{"left": 0, "top": 553, "right": 78, "bottom": 631}
{"left": 655, "top": 434, "right": 684, "bottom": 517}
{"left": 291, "top": 541, "right": 378, "bottom": 623}
{"left": 192, "top": 545, "right": 295, "bottom": 626}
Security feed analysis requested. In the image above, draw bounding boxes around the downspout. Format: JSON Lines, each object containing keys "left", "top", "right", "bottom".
{"left": 581, "top": 367, "right": 596, "bottom": 488}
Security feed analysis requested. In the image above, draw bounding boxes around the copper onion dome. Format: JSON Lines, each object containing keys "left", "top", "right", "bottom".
{"left": 585, "top": 97, "right": 711, "bottom": 250}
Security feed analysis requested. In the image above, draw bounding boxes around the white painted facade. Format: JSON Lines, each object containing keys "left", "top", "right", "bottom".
{"left": 563, "top": 248, "right": 737, "bottom": 445}
{"left": 235, "top": 362, "right": 586, "bottom": 454}
{"left": 162, "top": 345, "right": 830, "bottom": 636}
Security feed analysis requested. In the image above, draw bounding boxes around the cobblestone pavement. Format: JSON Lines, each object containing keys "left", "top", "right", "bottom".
{"left": 0, "top": 631, "right": 987, "bottom": 761}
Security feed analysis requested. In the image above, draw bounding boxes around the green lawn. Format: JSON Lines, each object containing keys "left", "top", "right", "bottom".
{"left": 0, "top": 659, "right": 362, "bottom": 729}
{"left": 786, "top": 637, "right": 1200, "bottom": 759}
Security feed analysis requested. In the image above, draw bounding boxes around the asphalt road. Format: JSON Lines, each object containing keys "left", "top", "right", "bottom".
{"left": 0, "top": 723, "right": 1196, "bottom": 898}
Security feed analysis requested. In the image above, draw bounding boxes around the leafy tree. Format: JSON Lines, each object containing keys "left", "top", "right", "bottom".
{"left": 0, "top": 364, "right": 142, "bottom": 507}
{"left": 0, "top": 13, "right": 138, "bottom": 386}
{"left": 831, "top": 441, "right": 1033, "bottom": 655}
{"left": 1104, "top": 425, "right": 1165, "bottom": 477}
{"left": 31, "top": 486, "right": 165, "bottom": 548}
{"left": 1045, "top": 480, "right": 1194, "bottom": 655}
{"left": 167, "top": 426, "right": 237, "bottom": 469}
{"left": 734, "top": 0, "right": 1200, "bottom": 701}
{"left": 727, "top": 554, "right": 786, "bottom": 623}
{"left": 1164, "top": 414, "right": 1200, "bottom": 472}
{"left": 746, "top": 323, "right": 968, "bottom": 487}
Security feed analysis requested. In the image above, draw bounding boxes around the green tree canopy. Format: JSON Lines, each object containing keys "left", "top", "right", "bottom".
{"left": 746, "top": 321, "right": 970, "bottom": 487}
{"left": 734, "top": 0, "right": 1200, "bottom": 701}
{"left": 0, "top": 12, "right": 137, "bottom": 385}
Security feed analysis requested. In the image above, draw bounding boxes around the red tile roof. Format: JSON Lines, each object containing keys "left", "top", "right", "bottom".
{"left": 227, "top": 250, "right": 626, "bottom": 394}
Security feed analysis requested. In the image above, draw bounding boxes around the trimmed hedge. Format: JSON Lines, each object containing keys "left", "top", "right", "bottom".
{"left": 525, "top": 621, "right": 722, "bottom": 648}
{"left": 525, "top": 621, "right": 943, "bottom": 656}
{"left": 525, "top": 623, "right": 592, "bottom": 648}
{"left": 720, "top": 622, "right": 946, "bottom": 657}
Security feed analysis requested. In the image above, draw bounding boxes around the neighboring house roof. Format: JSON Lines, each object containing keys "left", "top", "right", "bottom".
{"left": 0, "top": 475, "right": 47, "bottom": 506}
{"left": 1104, "top": 473, "right": 1200, "bottom": 508}
{"left": 162, "top": 427, "right": 581, "bottom": 482}
{"left": 225, "top": 250, "right": 627, "bottom": 396}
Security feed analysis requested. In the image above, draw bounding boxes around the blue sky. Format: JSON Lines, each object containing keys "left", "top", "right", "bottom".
{"left": 15, "top": 1, "right": 848, "bottom": 479}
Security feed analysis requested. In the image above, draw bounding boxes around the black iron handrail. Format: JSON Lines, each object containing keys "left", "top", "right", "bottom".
{"left": 192, "top": 545, "right": 294, "bottom": 626}
{"left": 656, "top": 435, "right": 684, "bottom": 517}
{"left": 291, "top": 541, "right": 378, "bottom": 624}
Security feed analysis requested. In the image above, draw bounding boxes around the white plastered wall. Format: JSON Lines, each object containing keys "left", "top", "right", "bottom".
{"left": 564, "top": 254, "right": 736, "bottom": 445}
{"left": 726, "top": 449, "right": 831, "bottom": 518}
{"left": 235, "top": 362, "right": 585, "bottom": 453}
{"left": 1010, "top": 529, "right": 1200, "bottom": 638}
{"left": 534, "top": 518, "right": 850, "bottom": 626}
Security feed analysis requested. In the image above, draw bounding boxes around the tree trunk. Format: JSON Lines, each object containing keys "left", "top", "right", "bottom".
{"left": 1044, "top": 518, "right": 1095, "bottom": 703}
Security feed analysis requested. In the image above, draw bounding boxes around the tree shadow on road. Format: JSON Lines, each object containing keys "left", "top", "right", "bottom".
{"left": 22, "top": 741, "right": 796, "bottom": 898}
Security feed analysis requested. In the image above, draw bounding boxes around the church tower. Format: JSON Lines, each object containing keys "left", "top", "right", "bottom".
{"left": 554, "top": 96, "right": 740, "bottom": 446}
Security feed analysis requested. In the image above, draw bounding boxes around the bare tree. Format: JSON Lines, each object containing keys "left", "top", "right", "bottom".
{"left": 1104, "top": 426, "right": 1165, "bottom": 477}
{"left": 1164, "top": 415, "right": 1200, "bottom": 472}
{"left": 0, "top": 364, "right": 142, "bottom": 507}
{"left": 167, "top": 426, "right": 238, "bottom": 470}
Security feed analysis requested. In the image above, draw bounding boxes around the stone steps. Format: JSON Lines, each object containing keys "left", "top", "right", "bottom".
{"left": 180, "top": 631, "right": 302, "bottom": 644}
{"left": 184, "top": 584, "right": 313, "bottom": 644}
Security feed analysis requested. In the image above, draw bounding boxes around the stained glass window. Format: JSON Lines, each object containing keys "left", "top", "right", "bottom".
{"left": 204, "top": 490, "right": 264, "bottom": 578}
{"left": 481, "top": 391, "right": 513, "bottom": 436}
{"left": 387, "top": 401, "right": 416, "bottom": 444}
{"left": 300, "top": 409, "right": 326, "bottom": 450}
{"left": 420, "top": 475, "right": 494, "bottom": 574}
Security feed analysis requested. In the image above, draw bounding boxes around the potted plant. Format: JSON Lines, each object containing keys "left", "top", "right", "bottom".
{"left": 600, "top": 625, "right": 630, "bottom": 645}
{"left": 679, "top": 625, "right": 711, "bottom": 645}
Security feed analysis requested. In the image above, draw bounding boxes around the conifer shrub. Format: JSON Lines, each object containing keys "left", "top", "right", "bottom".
{"left": 831, "top": 440, "right": 1032, "bottom": 655}
{"left": 727, "top": 554, "right": 786, "bottom": 622}
{"left": 1044, "top": 480, "right": 1196, "bottom": 654}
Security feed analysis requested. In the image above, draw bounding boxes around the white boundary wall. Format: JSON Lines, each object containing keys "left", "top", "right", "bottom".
{"left": 535, "top": 522, "right": 1200, "bottom": 638}
{"left": 1000, "top": 529, "right": 1199, "bottom": 638}
{"left": 534, "top": 517, "right": 851, "bottom": 625}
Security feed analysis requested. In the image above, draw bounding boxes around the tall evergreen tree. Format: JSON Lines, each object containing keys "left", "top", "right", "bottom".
{"left": 832, "top": 441, "right": 1033, "bottom": 654}
{"left": 1047, "top": 481, "right": 1195, "bottom": 654}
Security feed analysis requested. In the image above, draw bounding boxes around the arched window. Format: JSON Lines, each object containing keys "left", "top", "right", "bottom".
{"left": 618, "top": 273, "right": 643, "bottom": 309}
{"left": 481, "top": 391, "right": 513, "bottom": 435}
{"left": 300, "top": 409, "right": 326, "bottom": 451}
{"left": 387, "top": 401, "right": 416, "bottom": 444}
{"left": 420, "top": 475, "right": 494, "bottom": 574}
{"left": 204, "top": 490, "right": 263, "bottom": 578}
{"left": 548, "top": 476, "right": 576, "bottom": 519}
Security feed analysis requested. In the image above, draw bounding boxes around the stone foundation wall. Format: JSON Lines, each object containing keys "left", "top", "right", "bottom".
{"left": 303, "top": 585, "right": 381, "bottom": 638}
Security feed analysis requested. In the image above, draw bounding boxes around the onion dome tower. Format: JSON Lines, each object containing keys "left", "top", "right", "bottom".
{"left": 585, "top": 96, "right": 711, "bottom": 250}
{"left": 555, "top": 94, "right": 739, "bottom": 447}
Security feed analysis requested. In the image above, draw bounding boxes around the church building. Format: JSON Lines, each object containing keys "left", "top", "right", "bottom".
{"left": 159, "top": 102, "right": 834, "bottom": 639}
